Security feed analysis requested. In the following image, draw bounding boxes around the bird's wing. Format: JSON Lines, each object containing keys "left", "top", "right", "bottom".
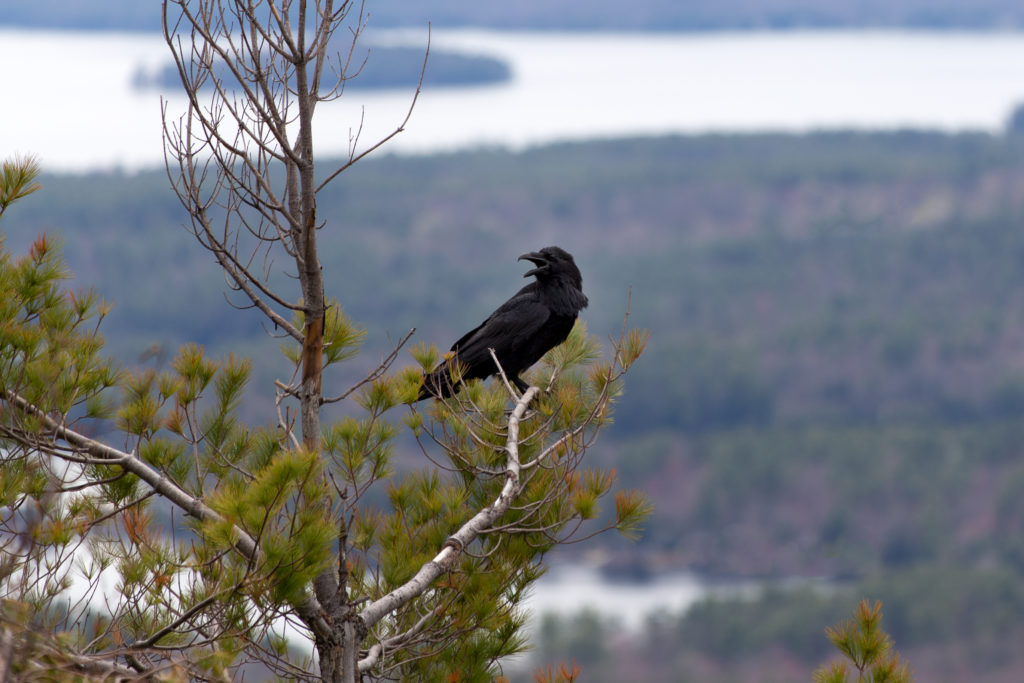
{"left": 450, "top": 292, "right": 552, "bottom": 373}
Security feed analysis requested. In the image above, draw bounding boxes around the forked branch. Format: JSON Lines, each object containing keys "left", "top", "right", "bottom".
{"left": 356, "top": 385, "right": 538, "bottom": 656}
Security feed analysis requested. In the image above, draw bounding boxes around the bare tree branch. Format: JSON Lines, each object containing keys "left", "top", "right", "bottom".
{"left": 316, "top": 25, "right": 430, "bottom": 194}
{"left": 358, "top": 385, "right": 538, "bottom": 636}
{"left": 323, "top": 328, "right": 416, "bottom": 404}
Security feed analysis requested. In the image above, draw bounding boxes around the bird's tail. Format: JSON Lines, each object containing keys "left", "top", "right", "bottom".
{"left": 415, "top": 364, "right": 456, "bottom": 401}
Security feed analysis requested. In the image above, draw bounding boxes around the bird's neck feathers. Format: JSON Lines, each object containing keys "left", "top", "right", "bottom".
{"left": 535, "top": 274, "right": 588, "bottom": 316}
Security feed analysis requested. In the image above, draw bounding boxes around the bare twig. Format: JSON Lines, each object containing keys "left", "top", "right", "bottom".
{"left": 488, "top": 348, "right": 520, "bottom": 400}
{"left": 323, "top": 327, "right": 416, "bottom": 404}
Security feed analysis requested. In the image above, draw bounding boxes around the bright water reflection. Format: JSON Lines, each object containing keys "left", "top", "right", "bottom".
{"left": 525, "top": 562, "right": 763, "bottom": 631}
{"left": 4, "top": 28, "right": 1024, "bottom": 171}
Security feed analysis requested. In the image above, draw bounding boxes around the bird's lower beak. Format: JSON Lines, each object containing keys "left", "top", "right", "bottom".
{"left": 518, "top": 252, "right": 547, "bottom": 277}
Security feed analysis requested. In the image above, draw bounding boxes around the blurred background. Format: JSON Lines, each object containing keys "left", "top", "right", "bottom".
{"left": 5, "top": 1, "right": 1024, "bottom": 680}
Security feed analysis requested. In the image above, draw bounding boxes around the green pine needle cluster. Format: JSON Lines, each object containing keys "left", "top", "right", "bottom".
{"left": 814, "top": 599, "right": 913, "bottom": 683}
{"left": 0, "top": 154, "right": 41, "bottom": 219}
{"left": 282, "top": 298, "right": 366, "bottom": 367}
{"left": 0, "top": 232, "right": 119, "bottom": 420}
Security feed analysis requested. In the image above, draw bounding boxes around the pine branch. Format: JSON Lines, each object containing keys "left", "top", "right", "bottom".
{"left": 0, "top": 387, "right": 333, "bottom": 643}
{"left": 357, "top": 385, "right": 539, "bottom": 668}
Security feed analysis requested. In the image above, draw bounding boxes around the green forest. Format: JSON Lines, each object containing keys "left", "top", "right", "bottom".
{"left": 7, "top": 131, "right": 1024, "bottom": 679}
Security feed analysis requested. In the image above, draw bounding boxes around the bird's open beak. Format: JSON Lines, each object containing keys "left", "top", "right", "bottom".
{"left": 518, "top": 251, "right": 548, "bottom": 277}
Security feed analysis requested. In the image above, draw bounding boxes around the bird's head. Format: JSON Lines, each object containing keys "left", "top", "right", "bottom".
{"left": 518, "top": 246, "right": 583, "bottom": 289}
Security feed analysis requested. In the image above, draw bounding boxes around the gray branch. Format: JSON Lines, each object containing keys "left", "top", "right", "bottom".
{"left": 357, "top": 384, "right": 539, "bottom": 666}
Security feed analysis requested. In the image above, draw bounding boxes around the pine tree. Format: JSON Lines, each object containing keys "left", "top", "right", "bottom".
{"left": 0, "top": 2, "right": 650, "bottom": 680}
{"left": 814, "top": 599, "right": 913, "bottom": 683}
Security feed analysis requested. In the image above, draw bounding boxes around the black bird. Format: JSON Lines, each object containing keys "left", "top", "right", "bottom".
{"left": 418, "top": 246, "right": 589, "bottom": 400}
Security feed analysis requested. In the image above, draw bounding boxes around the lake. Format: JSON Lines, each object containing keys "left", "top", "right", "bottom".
{"left": 524, "top": 562, "right": 766, "bottom": 629}
{"left": 4, "top": 28, "right": 1024, "bottom": 171}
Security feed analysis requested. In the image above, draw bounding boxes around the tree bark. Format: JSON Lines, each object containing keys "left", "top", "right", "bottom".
{"left": 291, "top": 14, "right": 356, "bottom": 677}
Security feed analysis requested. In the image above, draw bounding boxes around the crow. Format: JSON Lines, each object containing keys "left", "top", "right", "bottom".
{"left": 418, "top": 246, "right": 589, "bottom": 400}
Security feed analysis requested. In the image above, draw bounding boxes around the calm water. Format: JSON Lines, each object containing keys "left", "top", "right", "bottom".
{"left": 4, "top": 28, "right": 1024, "bottom": 171}
{"left": 524, "top": 562, "right": 764, "bottom": 629}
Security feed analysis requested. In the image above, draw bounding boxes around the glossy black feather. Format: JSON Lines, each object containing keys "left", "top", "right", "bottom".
{"left": 418, "top": 246, "right": 588, "bottom": 400}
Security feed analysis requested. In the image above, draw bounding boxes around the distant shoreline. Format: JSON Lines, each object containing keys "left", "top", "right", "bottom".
{"left": 131, "top": 45, "right": 510, "bottom": 93}
{"left": 5, "top": 0, "right": 1024, "bottom": 34}
{"left": 7, "top": 22, "right": 1024, "bottom": 34}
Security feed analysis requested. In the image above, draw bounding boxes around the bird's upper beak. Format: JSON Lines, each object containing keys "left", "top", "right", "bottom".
{"left": 518, "top": 251, "right": 548, "bottom": 277}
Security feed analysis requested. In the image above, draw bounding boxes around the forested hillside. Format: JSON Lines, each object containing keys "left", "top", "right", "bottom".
{"left": 7, "top": 131, "right": 1024, "bottom": 679}
{"left": 8, "top": 130, "right": 1024, "bottom": 566}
